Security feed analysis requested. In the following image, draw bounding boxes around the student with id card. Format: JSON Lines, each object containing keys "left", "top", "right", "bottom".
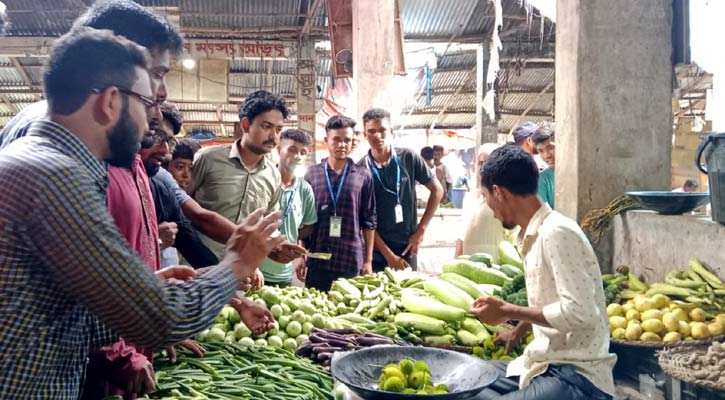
{"left": 303, "top": 115, "right": 377, "bottom": 291}
{"left": 359, "top": 108, "right": 443, "bottom": 272}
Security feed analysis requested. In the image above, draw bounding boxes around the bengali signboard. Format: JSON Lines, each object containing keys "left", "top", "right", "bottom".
{"left": 184, "top": 40, "right": 294, "bottom": 60}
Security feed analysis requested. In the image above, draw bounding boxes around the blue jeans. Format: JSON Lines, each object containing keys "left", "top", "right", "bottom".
{"left": 478, "top": 361, "right": 613, "bottom": 400}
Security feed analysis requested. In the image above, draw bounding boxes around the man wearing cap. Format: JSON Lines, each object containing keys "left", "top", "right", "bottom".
{"left": 512, "top": 122, "right": 548, "bottom": 171}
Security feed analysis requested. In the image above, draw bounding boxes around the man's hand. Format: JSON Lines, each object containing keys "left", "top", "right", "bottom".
{"left": 470, "top": 295, "right": 511, "bottom": 326}
{"left": 295, "top": 258, "right": 307, "bottom": 282}
{"left": 402, "top": 228, "right": 425, "bottom": 257}
{"left": 494, "top": 322, "right": 532, "bottom": 354}
{"left": 230, "top": 294, "right": 276, "bottom": 335}
{"left": 167, "top": 339, "right": 205, "bottom": 364}
{"left": 223, "top": 209, "right": 285, "bottom": 281}
{"left": 155, "top": 265, "right": 197, "bottom": 282}
{"left": 362, "top": 261, "right": 373, "bottom": 275}
{"left": 269, "top": 240, "right": 307, "bottom": 264}
{"left": 385, "top": 254, "right": 411, "bottom": 271}
{"left": 127, "top": 360, "right": 155, "bottom": 396}
{"left": 237, "top": 270, "right": 265, "bottom": 291}
{"left": 158, "top": 222, "right": 178, "bottom": 249}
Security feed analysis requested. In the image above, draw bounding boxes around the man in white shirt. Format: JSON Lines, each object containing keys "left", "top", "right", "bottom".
{"left": 472, "top": 145, "right": 615, "bottom": 399}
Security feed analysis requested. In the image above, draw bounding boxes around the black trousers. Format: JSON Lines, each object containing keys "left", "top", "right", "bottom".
{"left": 305, "top": 268, "right": 358, "bottom": 292}
{"left": 478, "top": 361, "right": 613, "bottom": 400}
{"left": 372, "top": 243, "right": 417, "bottom": 272}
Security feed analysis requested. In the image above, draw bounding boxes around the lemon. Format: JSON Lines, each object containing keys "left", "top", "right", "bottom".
{"left": 651, "top": 294, "right": 670, "bottom": 309}
{"left": 662, "top": 313, "right": 680, "bottom": 332}
{"left": 611, "top": 327, "right": 626, "bottom": 340}
{"left": 626, "top": 309, "right": 641, "bottom": 322}
{"left": 716, "top": 314, "right": 725, "bottom": 327}
{"left": 691, "top": 322, "right": 709, "bottom": 339}
{"left": 622, "top": 303, "right": 635, "bottom": 314}
{"left": 607, "top": 303, "right": 623, "bottom": 317}
{"left": 609, "top": 316, "right": 627, "bottom": 331}
{"left": 678, "top": 320, "right": 691, "bottom": 337}
{"left": 642, "top": 319, "right": 665, "bottom": 334}
{"left": 707, "top": 322, "right": 723, "bottom": 336}
{"left": 689, "top": 308, "right": 706, "bottom": 322}
{"left": 663, "top": 332, "right": 682, "bottom": 342}
{"left": 641, "top": 309, "right": 663, "bottom": 321}
{"left": 625, "top": 324, "right": 642, "bottom": 341}
{"left": 634, "top": 297, "right": 655, "bottom": 313}
{"left": 672, "top": 308, "right": 688, "bottom": 322}
{"left": 640, "top": 332, "right": 661, "bottom": 342}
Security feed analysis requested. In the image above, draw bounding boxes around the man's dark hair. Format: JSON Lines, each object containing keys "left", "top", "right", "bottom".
{"left": 531, "top": 126, "right": 554, "bottom": 146}
{"left": 481, "top": 144, "right": 539, "bottom": 195}
{"left": 161, "top": 102, "right": 183, "bottom": 135}
{"left": 362, "top": 108, "right": 391, "bottom": 124}
{"left": 239, "top": 90, "right": 290, "bottom": 123}
{"left": 72, "top": 0, "right": 184, "bottom": 55}
{"left": 684, "top": 179, "right": 699, "bottom": 189}
{"left": 325, "top": 115, "right": 357, "bottom": 132}
{"left": 44, "top": 28, "right": 150, "bottom": 115}
{"left": 421, "top": 146, "right": 434, "bottom": 161}
{"left": 281, "top": 129, "right": 312, "bottom": 146}
{"left": 172, "top": 138, "right": 201, "bottom": 161}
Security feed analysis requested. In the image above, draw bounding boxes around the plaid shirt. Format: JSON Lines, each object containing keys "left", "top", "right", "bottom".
{"left": 305, "top": 159, "right": 376, "bottom": 273}
{"left": 0, "top": 120, "right": 238, "bottom": 398}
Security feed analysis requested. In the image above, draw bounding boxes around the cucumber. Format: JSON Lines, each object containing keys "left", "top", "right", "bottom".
{"left": 401, "top": 291, "right": 466, "bottom": 322}
{"left": 424, "top": 278, "right": 474, "bottom": 311}
{"left": 498, "top": 264, "right": 524, "bottom": 277}
{"left": 439, "top": 273, "right": 486, "bottom": 298}
{"left": 442, "top": 260, "right": 511, "bottom": 286}
{"left": 469, "top": 253, "right": 494, "bottom": 267}
{"left": 498, "top": 241, "right": 523, "bottom": 270}
{"left": 456, "top": 329, "right": 483, "bottom": 346}
{"left": 423, "top": 334, "right": 456, "bottom": 345}
{"left": 394, "top": 313, "right": 447, "bottom": 335}
{"left": 461, "top": 318, "right": 491, "bottom": 340}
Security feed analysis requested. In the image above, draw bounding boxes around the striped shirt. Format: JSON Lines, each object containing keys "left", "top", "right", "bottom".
{"left": 0, "top": 120, "right": 238, "bottom": 398}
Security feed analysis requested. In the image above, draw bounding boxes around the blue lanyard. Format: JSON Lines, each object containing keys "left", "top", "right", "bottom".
{"left": 324, "top": 160, "right": 349, "bottom": 216}
{"left": 368, "top": 153, "right": 401, "bottom": 204}
{"left": 281, "top": 180, "right": 299, "bottom": 223}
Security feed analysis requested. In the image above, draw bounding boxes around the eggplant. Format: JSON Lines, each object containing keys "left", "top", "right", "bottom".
{"left": 311, "top": 330, "right": 354, "bottom": 342}
{"left": 310, "top": 334, "right": 356, "bottom": 348}
{"left": 312, "top": 346, "right": 348, "bottom": 353}
{"left": 316, "top": 352, "right": 333, "bottom": 361}
{"left": 356, "top": 336, "right": 394, "bottom": 346}
{"left": 323, "top": 328, "right": 361, "bottom": 335}
{"left": 295, "top": 342, "right": 314, "bottom": 357}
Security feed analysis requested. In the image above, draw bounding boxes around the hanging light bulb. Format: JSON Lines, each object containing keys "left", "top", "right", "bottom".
{"left": 182, "top": 58, "right": 196, "bottom": 70}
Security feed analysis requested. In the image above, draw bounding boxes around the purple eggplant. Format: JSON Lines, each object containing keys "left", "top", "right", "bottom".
{"left": 309, "top": 334, "right": 356, "bottom": 348}
{"left": 323, "top": 328, "right": 361, "bottom": 335}
{"left": 356, "top": 336, "right": 394, "bottom": 346}
{"left": 295, "top": 341, "right": 314, "bottom": 357}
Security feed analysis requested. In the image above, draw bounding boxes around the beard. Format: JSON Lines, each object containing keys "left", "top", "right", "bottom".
{"left": 246, "top": 140, "right": 276, "bottom": 155}
{"left": 143, "top": 161, "right": 160, "bottom": 177}
{"left": 106, "top": 99, "right": 141, "bottom": 168}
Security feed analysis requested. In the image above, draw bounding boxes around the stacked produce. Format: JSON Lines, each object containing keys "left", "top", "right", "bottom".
{"left": 149, "top": 342, "right": 333, "bottom": 399}
{"left": 377, "top": 358, "right": 449, "bottom": 394}
{"left": 607, "top": 259, "right": 725, "bottom": 343}
{"left": 676, "top": 341, "right": 725, "bottom": 384}
{"left": 295, "top": 327, "right": 404, "bottom": 368}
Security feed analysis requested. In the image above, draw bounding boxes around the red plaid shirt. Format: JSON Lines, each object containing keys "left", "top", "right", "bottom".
{"left": 305, "top": 159, "right": 376, "bottom": 273}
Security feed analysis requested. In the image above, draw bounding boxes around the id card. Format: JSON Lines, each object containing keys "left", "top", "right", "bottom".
{"left": 394, "top": 204, "right": 404, "bottom": 224}
{"left": 330, "top": 216, "right": 342, "bottom": 237}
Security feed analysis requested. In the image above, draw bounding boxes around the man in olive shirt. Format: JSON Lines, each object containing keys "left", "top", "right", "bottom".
{"left": 190, "top": 90, "right": 291, "bottom": 258}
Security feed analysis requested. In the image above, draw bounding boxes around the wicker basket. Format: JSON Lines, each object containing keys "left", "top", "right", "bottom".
{"left": 657, "top": 342, "right": 725, "bottom": 391}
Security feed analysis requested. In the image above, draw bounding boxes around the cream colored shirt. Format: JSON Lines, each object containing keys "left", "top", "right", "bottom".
{"left": 506, "top": 204, "right": 616, "bottom": 396}
{"left": 189, "top": 140, "right": 281, "bottom": 256}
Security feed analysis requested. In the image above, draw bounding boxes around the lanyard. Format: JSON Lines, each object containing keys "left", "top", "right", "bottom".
{"left": 324, "top": 160, "right": 349, "bottom": 216}
{"left": 368, "top": 153, "right": 401, "bottom": 204}
{"left": 281, "top": 180, "right": 299, "bottom": 223}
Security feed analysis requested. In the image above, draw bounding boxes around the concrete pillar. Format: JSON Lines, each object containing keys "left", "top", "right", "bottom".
{"left": 475, "top": 42, "right": 498, "bottom": 149}
{"left": 556, "top": 1, "right": 672, "bottom": 224}
{"left": 352, "top": 0, "right": 396, "bottom": 118}
{"left": 296, "top": 39, "right": 317, "bottom": 164}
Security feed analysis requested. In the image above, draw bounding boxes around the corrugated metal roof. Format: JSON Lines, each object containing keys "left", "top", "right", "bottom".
{"left": 499, "top": 92, "right": 553, "bottom": 113}
{"left": 499, "top": 66, "right": 554, "bottom": 90}
{"left": 229, "top": 73, "right": 296, "bottom": 97}
{"left": 401, "top": 0, "right": 481, "bottom": 39}
{"left": 179, "top": 0, "right": 306, "bottom": 30}
{"left": 437, "top": 51, "right": 477, "bottom": 69}
{"left": 0, "top": 67, "right": 24, "bottom": 85}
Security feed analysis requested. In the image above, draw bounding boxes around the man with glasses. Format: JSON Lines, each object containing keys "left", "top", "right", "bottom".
{"left": 145, "top": 102, "right": 219, "bottom": 270}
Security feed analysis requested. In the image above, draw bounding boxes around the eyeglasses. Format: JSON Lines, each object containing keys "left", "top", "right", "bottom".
{"left": 91, "top": 86, "right": 159, "bottom": 113}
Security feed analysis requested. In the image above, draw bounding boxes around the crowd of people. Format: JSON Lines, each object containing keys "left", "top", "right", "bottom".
{"left": 0, "top": 1, "right": 617, "bottom": 399}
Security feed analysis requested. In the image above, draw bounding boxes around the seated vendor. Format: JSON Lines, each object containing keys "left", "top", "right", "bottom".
{"left": 472, "top": 145, "right": 616, "bottom": 400}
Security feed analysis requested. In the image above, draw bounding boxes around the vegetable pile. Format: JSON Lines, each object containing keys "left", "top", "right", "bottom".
{"left": 682, "top": 341, "right": 725, "bottom": 384}
{"left": 377, "top": 358, "right": 449, "bottom": 394}
{"left": 607, "top": 259, "right": 725, "bottom": 343}
{"left": 149, "top": 342, "right": 333, "bottom": 399}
